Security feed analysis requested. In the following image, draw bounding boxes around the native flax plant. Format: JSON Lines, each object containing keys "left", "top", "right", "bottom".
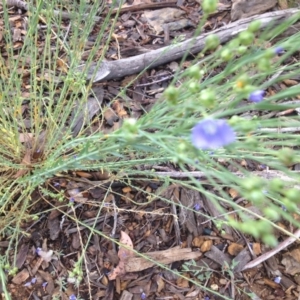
{"left": 0, "top": 0, "right": 120, "bottom": 268}
{"left": 0, "top": 1, "right": 300, "bottom": 299}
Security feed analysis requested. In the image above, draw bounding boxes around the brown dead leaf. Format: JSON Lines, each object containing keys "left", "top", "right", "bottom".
{"left": 38, "top": 270, "right": 55, "bottom": 295}
{"left": 101, "top": 275, "right": 109, "bottom": 286}
{"left": 283, "top": 79, "right": 298, "bottom": 86}
{"left": 12, "top": 269, "right": 29, "bottom": 284}
{"left": 252, "top": 243, "right": 261, "bottom": 255}
{"left": 282, "top": 254, "right": 300, "bottom": 275}
{"left": 263, "top": 278, "right": 280, "bottom": 289}
{"left": 177, "top": 273, "right": 190, "bottom": 288}
{"left": 13, "top": 149, "right": 31, "bottom": 178}
{"left": 118, "top": 231, "right": 134, "bottom": 259}
{"left": 108, "top": 231, "right": 134, "bottom": 280}
{"left": 104, "top": 107, "right": 119, "bottom": 126}
{"left": 125, "top": 246, "right": 202, "bottom": 272}
{"left": 156, "top": 274, "right": 165, "bottom": 293}
{"left": 278, "top": 0, "right": 288, "bottom": 9}
{"left": 16, "top": 244, "right": 29, "bottom": 269}
{"left": 75, "top": 171, "right": 92, "bottom": 178}
{"left": 288, "top": 247, "right": 300, "bottom": 263}
{"left": 19, "top": 133, "right": 34, "bottom": 143}
{"left": 112, "top": 100, "right": 128, "bottom": 118}
{"left": 200, "top": 240, "right": 213, "bottom": 252}
{"left": 91, "top": 170, "right": 111, "bottom": 180}
{"left": 228, "top": 188, "right": 239, "bottom": 198}
{"left": 240, "top": 159, "right": 247, "bottom": 167}
{"left": 122, "top": 187, "right": 132, "bottom": 193}
{"left": 192, "top": 236, "right": 204, "bottom": 248}
{"left": 228, "top": 243, "right": 244, "bottom": 256}
{"left": 56, "top": 57, "right": 69, "bottom": 73}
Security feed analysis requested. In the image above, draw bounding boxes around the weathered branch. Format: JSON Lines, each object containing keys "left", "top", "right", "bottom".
{"left": 153, "top": 170, "right": 300, "bottom": 187}
{"left": 84, "top": 8, "right": 300, "bottom": 82}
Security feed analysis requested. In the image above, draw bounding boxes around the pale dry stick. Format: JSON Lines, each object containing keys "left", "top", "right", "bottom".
{"left": 111, "top": 194, "right": 118, "bottom": 252}
{"left": 154, "top": 170, "right": 300, "bottom": 186}
{"left": 258, "top": 127, "right": 300, "bottom": 133}
{"left": 242, "top": 228, "right": 300, "bottom": 271}
{"left": 85, "top": 8, "right": 300, "bottom": 82}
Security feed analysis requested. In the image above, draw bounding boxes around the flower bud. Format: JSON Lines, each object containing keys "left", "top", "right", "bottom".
{"left": 263, "top": 207, "right": 280, "bottom": 221}
{"left": 123, "top": 118, "right": 138, "bottom": 133}
{"left": 220, "top": 48, "right": 233, "bottom": 61}
{"left": 284, "top": 188, "right": 299, "bottom": 202}
{"left": 257, "top": 58, "right": 271, "bottom": 72}
{"left": 237, "top": 46, "right": 248, "bottom": 55}
{"left": 205, "top": 34, "right": 220, "bottom": 50}
{"left": 248, "top": 20, "right": 261, "bottom": 33}
{"left": 277, "top": 148, "right": 295, "bottom": 166}
{"left": 189, "top": 81, "right": 200, "bottom": 93}
{"left": 242, "top": 176, "right": 263, "bottom": 191}
{"left": 238, "top": 31, "right": 255, "bottom": 46}
{"left": 199, "top": 88, "right": 216, "bottom": 108}
{"left": 202, "top": 0, "right": 217, "bottom": 14}
{"left": 164, "top": 86, "right": 179, "bottom": 105}
{"left": 248, "top": 190, "right": 265, "bottom": 204}
{"left": 188, "top": 65, "right": 201, "bottom": 80}
{"left": 269, "top": 178, "right": 284, "bottom": 192}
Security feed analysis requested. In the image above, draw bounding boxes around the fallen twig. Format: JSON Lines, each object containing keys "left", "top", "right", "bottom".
{"left": 242, "top": 229, "right": 300, "bottom": 271}
{"left": 153, "top": 170, "right": 300, "bottom": 185}
{"left": 83, "top": 8, "right": 300, "bottom": 82}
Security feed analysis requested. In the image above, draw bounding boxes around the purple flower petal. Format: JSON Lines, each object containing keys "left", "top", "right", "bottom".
{"left": 191, "top": 119, "right": 236, "bottom": 150}
{"left": 24, "top": 281, "right": 31, "bottom": 287}
{"left": 69, "top": 295, "right": 77, "bottom": 300}
{"left": 248, "top": 90, "right": 265, "bottom": 103}
{"left": 274, "top": 46, "right": 284, "bottom": 55}
{"left": 31, "top": 277, "right": 37, "bottom": 284}
{"left": 42, "top": 282, "right": 48, "bottom": 287}
{"left": 194, "top": 203, "right": 201, "bottom": 211}
{"left": 141, "top": 292, "right": 146, "bottom": 300}
{"left": 274, "top": 276, "right": 281, "bottom": 284}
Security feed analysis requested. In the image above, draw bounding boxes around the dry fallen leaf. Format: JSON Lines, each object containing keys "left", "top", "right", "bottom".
{"left": 200, "top": 240, "right": 213, "bottom": 252}
{"left": 19, "top": 133, "right": 34, "bottom": 143}
{"left": 108, "top": 231, "right": 134, "bottom": 280}
{"left": 177, "top": 273, "right": 190, "bottom": 288}
{"left": 13, "top": 149, "right": 31, "bottom": 178}
{"left": 192, "top": 236, "right": 205, "bottom": 248}
{"left": 252, "top": 243, "right": 261, "bottom": 255}
{"left": 228, "top": 243, "right": 244, "bottom": 256}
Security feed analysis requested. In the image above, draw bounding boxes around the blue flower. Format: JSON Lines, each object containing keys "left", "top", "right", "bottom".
{"left": 141, "top": 292, "right": 146, "bottom": 300}
{"left": 194, "top": 203, "right": 201, "bottom": 211}
{"left": 191, "top": 119, "right": 236, "bottom": 150}
{"left": 69, "top": 295, "right": 77, "bottom": 300}
{"left": 274, "top": 46, "right": 284, "bottom": 55}
{"left": 274, "top": 276, "right": 281, "bottom": 284}
{"left": 248, "top": 90, "right": 265, "bottom": 103}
